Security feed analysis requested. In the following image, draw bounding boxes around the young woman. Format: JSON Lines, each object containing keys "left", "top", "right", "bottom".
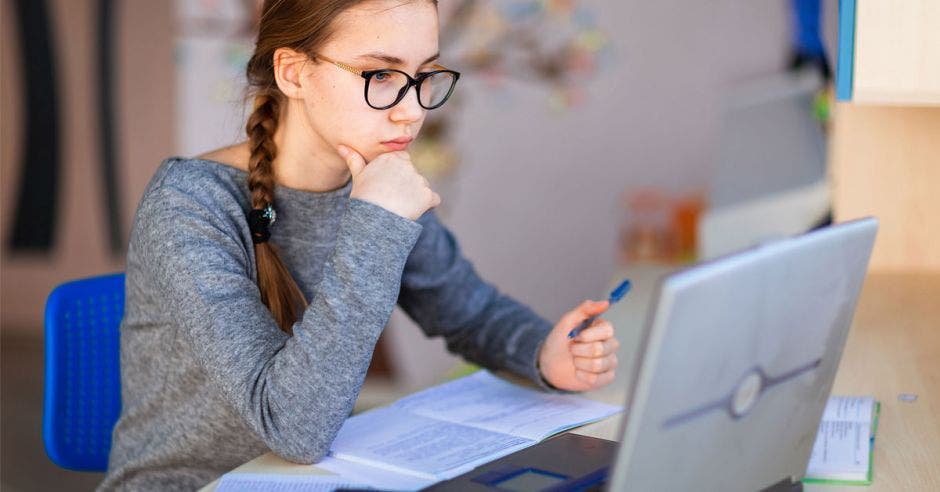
{"left": 99, "top": 1, "right": 620, "bottom": 490}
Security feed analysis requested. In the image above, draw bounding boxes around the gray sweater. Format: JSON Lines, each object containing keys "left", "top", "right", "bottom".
{"left": 99, "top": 158, "right": 554, "bottom": 491}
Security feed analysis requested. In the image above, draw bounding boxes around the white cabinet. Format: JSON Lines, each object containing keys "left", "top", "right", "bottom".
{"left": 837, "top": 0, "right": 940, "bottom": 105}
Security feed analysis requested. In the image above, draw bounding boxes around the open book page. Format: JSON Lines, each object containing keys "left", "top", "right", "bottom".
{"left": 804, "top": 396, "right": 877, "bottom": 483}
{"left": 329, "top": 407, "right": 534, "bottom": 480}
{"left": 389, "top": 371, "right": 623, "bottom": 441}
{"left": 316, "top": 456, "right": 435, "bottom": 490}
{"left": 216, "top": 473, "right": 368, "bottom": 491}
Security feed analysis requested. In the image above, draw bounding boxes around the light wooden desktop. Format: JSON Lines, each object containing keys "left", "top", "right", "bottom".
{"left": 203, "top": 268, "right": 940, "bottom": 491}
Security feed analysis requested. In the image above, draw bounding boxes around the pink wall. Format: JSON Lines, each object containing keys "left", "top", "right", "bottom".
{"left": 1, "top": 0, "right": 173, "bottom": 334}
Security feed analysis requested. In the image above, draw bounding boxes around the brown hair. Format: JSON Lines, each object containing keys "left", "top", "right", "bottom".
{"left": 244, "top": 0, "right": 435, "bottom": 333}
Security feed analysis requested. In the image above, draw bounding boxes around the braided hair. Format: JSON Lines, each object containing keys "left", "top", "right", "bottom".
{"left": 243, "top": 90, "right": 307, "bottom": 334}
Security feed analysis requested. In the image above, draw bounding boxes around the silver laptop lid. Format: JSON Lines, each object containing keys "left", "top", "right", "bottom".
{"left": 608, "top": 218, "right": 877, "bottom": 491}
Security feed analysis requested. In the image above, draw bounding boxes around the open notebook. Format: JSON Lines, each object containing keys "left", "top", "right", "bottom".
{"left": 326, "top": 370, "right": 623, "bottom": 483}
{"left": 216, "top": 371, "right": 622, "bottom": 491}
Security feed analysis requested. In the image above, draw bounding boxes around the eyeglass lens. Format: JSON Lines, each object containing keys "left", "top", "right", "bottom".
{"left": 367, "top": 70, "right": 457, "bottom": 109}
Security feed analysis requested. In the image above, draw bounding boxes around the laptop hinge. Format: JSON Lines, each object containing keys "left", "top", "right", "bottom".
{"left": 761, "top": 476, "right": 804, "bottom": 492}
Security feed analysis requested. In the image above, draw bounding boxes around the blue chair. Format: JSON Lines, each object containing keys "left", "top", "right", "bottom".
{"left": 43, "top": 273, "right": 124, "bottom": 472}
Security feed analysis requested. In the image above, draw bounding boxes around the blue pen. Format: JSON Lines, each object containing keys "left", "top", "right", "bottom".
{"left": 567, "top": 279, "right": 631, "bottom": 339}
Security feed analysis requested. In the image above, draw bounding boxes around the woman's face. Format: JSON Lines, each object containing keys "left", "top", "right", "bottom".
{"left": 298, "top": 0, "right": 440, "bottom": 162}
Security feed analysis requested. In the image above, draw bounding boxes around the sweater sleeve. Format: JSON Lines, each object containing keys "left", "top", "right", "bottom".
{"left": 396, "top": 211, "right": 554, "bottom": 389}
{"left": 134, "top": 184, "right": 422, "bottom": 464}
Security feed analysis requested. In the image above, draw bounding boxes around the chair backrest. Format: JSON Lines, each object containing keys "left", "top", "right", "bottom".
{"left": 43, "top": 273, "right": 124, "bottom": 472}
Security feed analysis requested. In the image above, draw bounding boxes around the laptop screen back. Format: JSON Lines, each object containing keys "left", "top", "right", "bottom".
{"left": 607, "top": 218, "right": 877, "bottom": 491}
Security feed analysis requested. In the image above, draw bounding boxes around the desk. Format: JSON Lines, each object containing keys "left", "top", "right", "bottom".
{"left": 801, "top": 272, "right": 940, "bottom": 491}
{"left": 202, "top": 270, "right": 940, "bottom": 491}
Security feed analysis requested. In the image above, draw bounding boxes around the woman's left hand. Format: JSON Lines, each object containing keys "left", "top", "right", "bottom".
{"left": 538, "top": 300, "right": 620, "bottom": 392}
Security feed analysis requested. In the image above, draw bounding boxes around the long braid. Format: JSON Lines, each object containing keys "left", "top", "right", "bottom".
{"left": 246, "top": 92, "right": 307, "bottom": 334}
{"left": 247, "top": 93, "right": 280, "bottom": 209}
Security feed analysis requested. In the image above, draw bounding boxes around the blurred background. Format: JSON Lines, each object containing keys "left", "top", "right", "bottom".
{"left": 2, "top": 0, "right": 937, "bottom": 490}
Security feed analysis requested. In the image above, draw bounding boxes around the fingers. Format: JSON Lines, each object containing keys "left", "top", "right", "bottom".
{"left": 561, "top": 300, "right": 610, "bottom": 329}
{"left": 339, "top": 147, "right": 439, "bottom": 219}
{"left": 336, "top": 144, "right": 366, "bottom": 177}
{"left": 573, "top": 353, "right": 618, "bottom": 373}
{"left": 573, "top": 319, "right": 614, "bottom": 342}
{"left": 421, "top": 175, "right": 439, "bottom": 208}
{"left": 573, "top": 299, "right": 610, "bottom": 320}
{"left": 570, "top": 337, "right": 619, "bottom": 358}
{"left": 574, "top": 369, "right": 616, "bottom": 388}
{"left": 573, "top": 337, "right": 618, "bottom": 385}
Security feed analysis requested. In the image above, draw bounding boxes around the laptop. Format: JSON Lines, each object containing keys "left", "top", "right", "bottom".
{"left": 426, "top": 217, "right": 878, "bottom": 491}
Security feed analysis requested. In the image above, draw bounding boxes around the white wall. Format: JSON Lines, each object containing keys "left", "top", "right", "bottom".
{"left": 386, "top": 1, "right": 802, "bottom": 388}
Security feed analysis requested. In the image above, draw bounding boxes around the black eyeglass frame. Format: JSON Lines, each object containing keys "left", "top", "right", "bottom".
{"left": 316, "top": 53, "right": 461, "bottom": 110}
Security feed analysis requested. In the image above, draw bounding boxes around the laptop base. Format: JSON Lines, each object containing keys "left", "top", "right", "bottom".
{"left": 422, "top": 433, "right": 617, "bottom": 491}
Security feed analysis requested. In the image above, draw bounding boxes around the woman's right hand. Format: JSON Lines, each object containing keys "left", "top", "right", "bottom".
{"left": 337, "top": 144, "right": 441, "bottom": 221}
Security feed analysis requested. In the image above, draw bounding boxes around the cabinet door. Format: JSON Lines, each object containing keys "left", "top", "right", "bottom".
{"left": 830, "top": 104, "right": 940, "bottom": 270}
{"left": 837, "top": 0, "right": 940, "bottom": 105}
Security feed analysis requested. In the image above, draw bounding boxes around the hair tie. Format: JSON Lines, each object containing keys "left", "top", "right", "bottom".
{"left": 248, "top": 205, "right": 277, "bottom": 244}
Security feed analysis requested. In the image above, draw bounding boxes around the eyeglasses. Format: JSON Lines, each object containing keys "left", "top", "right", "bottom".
{"left": 316, "top": 53, "right": 460, "bottom": 110}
